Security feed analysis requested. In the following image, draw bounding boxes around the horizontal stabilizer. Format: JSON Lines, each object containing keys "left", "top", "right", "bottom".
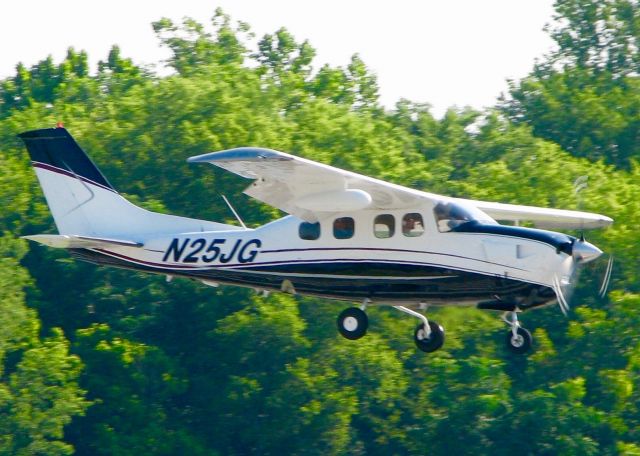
{"left": 22, "top": 234, "right": 142, "bottom": 249}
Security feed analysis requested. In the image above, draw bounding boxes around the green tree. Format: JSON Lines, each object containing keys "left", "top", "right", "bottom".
{"left": 1, "top": 6, "right": 639, "bottom": 455}
{"left": 502, "top": 0, "right": 640, "bottom": 167}
{"left": 152, "top": 8, "right": 250, "bottom": 75}
{"left": 0, "top": 236, "right": 89, "bottom": 455}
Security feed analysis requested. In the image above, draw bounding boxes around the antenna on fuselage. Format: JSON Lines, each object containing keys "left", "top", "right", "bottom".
{"left": 221, "top": 194, "right": 248, "bottom": 230}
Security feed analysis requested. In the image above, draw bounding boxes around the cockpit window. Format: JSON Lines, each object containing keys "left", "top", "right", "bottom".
{"left": 433, "top": 201, "right": 494, "bottom": 232}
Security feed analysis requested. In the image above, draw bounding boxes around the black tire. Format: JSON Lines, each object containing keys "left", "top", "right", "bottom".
{"left": 505, "top": 327, "right": 533, "bottom": 354}
{"left": 337, "top": 307, "right": 368, "bottom": 340}
{"left": 414, "top": 321, "right": 445, "bottom": 353}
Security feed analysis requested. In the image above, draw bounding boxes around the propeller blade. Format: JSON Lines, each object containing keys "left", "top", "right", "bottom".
{"left": 553, "top": 275, "right": 570, "bottom": 316}
{"left": 598, "top": 255, "right": 614, "bottom": 298}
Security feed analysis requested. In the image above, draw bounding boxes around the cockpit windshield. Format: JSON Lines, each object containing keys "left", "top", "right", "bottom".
{"left": 433, "top": 201, "right": 496, "bottom": 232}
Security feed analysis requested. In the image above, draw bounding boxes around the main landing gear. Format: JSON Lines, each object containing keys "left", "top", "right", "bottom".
{"left": 336, "top": 307, "right": 368, "bottom": 340}
{"left": 502, "top": 311, "right": 533, "bottom": 354}
{"left": 336, "top": 301, "right": 445, "bottom": 353}
{"left": 336, "top": 304, "right": 533, "bottom": 355}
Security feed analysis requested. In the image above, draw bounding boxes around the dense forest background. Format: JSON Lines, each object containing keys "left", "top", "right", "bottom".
{"left": 1, "top": 1, "right": 640, "bottom": 454}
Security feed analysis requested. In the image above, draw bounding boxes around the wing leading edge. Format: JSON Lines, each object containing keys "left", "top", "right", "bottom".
{"left": 465, "top": 200, "right": 613, "bottom": 230}
{"left": 188, "top": 147, "right": 613, "bottom": 230}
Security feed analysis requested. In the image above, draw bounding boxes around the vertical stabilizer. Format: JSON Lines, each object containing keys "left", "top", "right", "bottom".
{"left": 19, "top": 127, "right": 116, "bottom": 234}
{"left": 19, "top": 127, "right": 235, "bottom": 237}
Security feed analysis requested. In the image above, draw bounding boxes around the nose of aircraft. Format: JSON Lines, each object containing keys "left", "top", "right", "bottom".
{"left": 572, "top": 240, "right": 603, "bottom": 264}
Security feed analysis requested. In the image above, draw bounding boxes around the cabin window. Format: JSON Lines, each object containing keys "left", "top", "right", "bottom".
{"left": 374, "top": 214, "right": 395, "bottom": 238}
{"left": 299, "top": 222, "right": 321, "bottom": 240}
{"left": 402, "top": 213, "right": 425, "bottom": 237}
{"left": 333, "top": 217, "right": 355, "bottom": 239}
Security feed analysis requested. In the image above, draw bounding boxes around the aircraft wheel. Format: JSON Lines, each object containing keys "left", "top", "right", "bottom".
{"left": 506, "top": 327, "right": 532, "bottom": 354}
{"left": 337, "top": 307, "right": 368, "bottom": 340}
{"left": 414, "top": 321, "right": 445, "bottom": 353}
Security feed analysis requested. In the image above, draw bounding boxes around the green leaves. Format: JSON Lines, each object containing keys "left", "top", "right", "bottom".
{"left": 1, "top": 4, "right": 639, "bottom": 454}
{"left": 503, "top": 0, "right": 640, "bottom": 168}
{"left": 152, "top": 9, "right": 250, "bottom": 75}
{"left": 0, "top": 236, "right": 88, "bottom": 455}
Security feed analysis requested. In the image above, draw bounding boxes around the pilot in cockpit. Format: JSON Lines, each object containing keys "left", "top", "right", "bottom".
{"left": 434, "top": 202, "right": 472, "bottom": 232}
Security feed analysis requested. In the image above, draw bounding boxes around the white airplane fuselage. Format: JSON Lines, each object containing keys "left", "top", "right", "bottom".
{"left": 72, "top": 207, "right": 576, "bottom": 310}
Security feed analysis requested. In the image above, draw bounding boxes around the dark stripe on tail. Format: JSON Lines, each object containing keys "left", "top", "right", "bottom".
{"left": 31, "top": 161, "right": 117, "bottom": 193}
{"left": 18, "top": 127, "right": 115, "bottom": 191}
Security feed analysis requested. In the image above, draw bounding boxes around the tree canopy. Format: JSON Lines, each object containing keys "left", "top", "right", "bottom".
{"left": 1, "top": 2, "right": 640, "bottom": 454}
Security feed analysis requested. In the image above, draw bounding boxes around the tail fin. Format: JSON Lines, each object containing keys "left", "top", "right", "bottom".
{"left": 19, "top": 127, "right": 115, "bottom": 192}
{"left": 19, "top": 127, "right": 232, "bottom": 237}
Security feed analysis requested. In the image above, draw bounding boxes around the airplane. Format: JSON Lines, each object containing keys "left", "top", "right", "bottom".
{"left": 19, "top": 126, "right": 613, "bottom": 354}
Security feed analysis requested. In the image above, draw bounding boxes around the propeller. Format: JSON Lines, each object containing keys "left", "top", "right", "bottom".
{"left": 598, "top": 254, "right": 614, "bottom": 298}
{"left": 553, "top": 237, "right": 610, "bottom": 315}
{"left": 552, "top": 275, "right": 571, "bottom": 316}
{"left": 552, "top": 175, "right": 613, "bottom": 314}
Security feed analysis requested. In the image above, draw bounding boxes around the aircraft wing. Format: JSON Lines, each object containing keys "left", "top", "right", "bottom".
{"left": 188, "top": 147, "right": 613, "bottom": 229}
{"left": 188, "top": 147, "right": 437, "bottom": 222}
{"left": 465, "top": 199, "right": 613, "bottom": 230}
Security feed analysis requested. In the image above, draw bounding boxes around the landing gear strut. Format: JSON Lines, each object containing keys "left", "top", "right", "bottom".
{"left": 336, "top": 302, "right": 445, "bottom": 353}
{"left": 502, "top": 311, "right": 533, "bottom": 354}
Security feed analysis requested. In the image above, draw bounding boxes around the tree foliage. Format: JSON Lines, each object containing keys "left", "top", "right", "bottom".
{"left": 502, "top": 0, "right": 640, "bottom": 168}
{"left": 0, "top": 236, "right": 89, "bottom": 455}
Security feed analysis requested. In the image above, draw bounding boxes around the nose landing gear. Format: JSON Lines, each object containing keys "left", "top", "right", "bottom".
{"left": 502, "top": 311, "right": 533, "bottom": 354}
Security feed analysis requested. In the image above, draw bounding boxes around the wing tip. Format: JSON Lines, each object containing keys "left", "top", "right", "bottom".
{"left": 187, "top": 147, "right": 292, "bottom": 164}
